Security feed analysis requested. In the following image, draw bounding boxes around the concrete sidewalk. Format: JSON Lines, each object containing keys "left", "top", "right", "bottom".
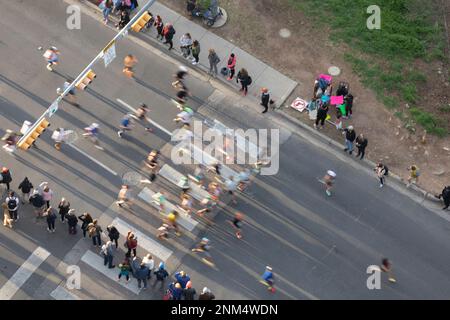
{"left": 87, "top": 0, "right": 298, "bottom": 105}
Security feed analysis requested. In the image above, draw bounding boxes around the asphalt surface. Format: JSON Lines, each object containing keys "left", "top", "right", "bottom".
{"left": 0, "top": 0, "right": 449, "bottom": 300}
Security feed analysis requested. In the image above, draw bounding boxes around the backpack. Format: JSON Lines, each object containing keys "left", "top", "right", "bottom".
{"left": 7, "top": 198, "right": 17, "bottom": 211}
{"left": 88, "top": 225, "right": 97, "bottom": 237}
{"left": 247, "top": 76, "right": 252, "bottom": 86}
{"left": 383, "top": 166, "right": 389, "bottom": 176}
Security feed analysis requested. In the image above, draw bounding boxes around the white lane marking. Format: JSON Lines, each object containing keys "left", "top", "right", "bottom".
{"left": 0, "top": 247, "right": 51, "bottom": 300}
{"left": 50, "top": 284, "right": 80, "bottom": 300}
{"left": 110, "top": 217, "right": 173, "bottom": 262}
{"left": 81, "top": 250, "right": 140, "bottom": 295}
{"left": 67, "top": 143, "right": 118, "bottom": 176}
{"left": 116, "top": 98, "right": 173, "bottom": 137}
{"left": 138, "top": 187, "right": 198, "bottom": 232}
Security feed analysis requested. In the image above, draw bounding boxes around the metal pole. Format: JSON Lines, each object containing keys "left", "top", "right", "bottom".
{"left": 17, "top": 0, "right": 156, "bottom": 146}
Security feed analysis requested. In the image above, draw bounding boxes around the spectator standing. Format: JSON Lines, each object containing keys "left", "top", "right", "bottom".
{"left": 374, "top": 163, "right": 388, "bottom": 188}
{"left": 183, "top": 281, "right": 196, "bottom": 300}
{"left": 314, "top": 100, "right": 328, "bottom": 130}
{"left": 44, "top": 207, "right": 57, "bottom": 233}
{"left": 78, "top": 212, "right": 93, "bottom": 238}
{"left": 198, "top": 287, "right": 215, "bottom": 300}
{"left": 191, "top": 40, "right": 201, "bottom": 65}
{"left": 66, "top": 209, "right": 78, "bottom": 235}
{"left": 407, "top": 165, "right": 420, "bottom": 187}
{"left": 208, "top": 49, "right": 220, "bottom": 77}
{"left": 154, "top": 15, "right": 164, "bottom": 40}
{"left": 5, "top": 191, "right": 19, "bottom": 221}
{"left": 18, "top": 177, "right": 33, "bottom": 204}
{"left": 260, "top": 88, "right": 270, "bottom": 114}
{"left": 237, "top": 68, "right": 252, "bottom": 96}
{"left": 163, "top": 23, "right": 176, "bottom": 50}
{"left": 180, "top": 33, "right": 193, "bottom": 58}
{"left": 87, "top": 219, "right": 102, "bottom": 247}
{"left": 355, "top": 134, "right": 368, "bottom": 160}
{"left": 57, "top": 198, "right": 70, "bottom": 223}
{"left": 1, "top": 167, "right": 12, "bottom": 190}
{"left": 102, "top": 240, "right": 115, "bottom": 269}
{"left": 106, "top": 225, "right": 120, "bottom": 248}
{"left": 342, "top": 126, "right": 356, "bottom": 155}
{"left": 226, "top": 53, "right": 236, "bottom": 81}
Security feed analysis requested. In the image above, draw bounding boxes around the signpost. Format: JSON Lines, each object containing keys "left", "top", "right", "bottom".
{"left": 47, "top": 101, "right": 59, "bottom": 118}
{"left": 103, "top": 40, "right": 116, "bottom": 68}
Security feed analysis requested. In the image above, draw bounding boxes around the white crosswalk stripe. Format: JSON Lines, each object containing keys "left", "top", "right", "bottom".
{"left": 0, "top": 247, "right": 51, "bottom": 300}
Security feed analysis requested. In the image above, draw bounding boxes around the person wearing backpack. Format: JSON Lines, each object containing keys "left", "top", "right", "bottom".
{"left": 237, "top": 68, "right": 252, "bottom": 96}
{"left": 5, "top": 191, "right": 19, "bottom": 221}
{"left": 374, "top": 163, "right": 388, "bottom": 188}
{"left": 44, "top": 207, "right": 57, "bottom": 233}
{"left": 153, "top": 262, "right": 169, "bottom": 289}
{"left": 106, "top": 225, "right": 120, "bottom": 248}
{"left": 18, "top": 177, "right": 33, "bottom": 204}
{"left": 87, "top": 219, "right": 102, "bottom": 247}
{"left": 163, "top": 23, "right": 176, "bottom": 50}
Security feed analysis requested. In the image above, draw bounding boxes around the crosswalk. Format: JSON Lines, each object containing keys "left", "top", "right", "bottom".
{"left": 0, "top": 97, "right": 268, "bottom": 300}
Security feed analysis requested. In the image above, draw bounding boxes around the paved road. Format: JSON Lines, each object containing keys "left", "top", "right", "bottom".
{"left": 0, "top": 0, "right": 449, "bottom": 300}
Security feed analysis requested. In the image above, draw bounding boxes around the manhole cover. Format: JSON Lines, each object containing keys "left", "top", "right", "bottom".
{"left": 279, "top": 28, "right": 291, "bottom": 38}
{"left": 328, "top": 66, "right": 341, "bottom": 76}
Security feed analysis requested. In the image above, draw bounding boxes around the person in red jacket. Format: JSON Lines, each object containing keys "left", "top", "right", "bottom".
{"left": 226, "top": 53, "right": 236, "bottom": 81}
{"left": 126, "top": 232, "right": 138, "bottom": 257}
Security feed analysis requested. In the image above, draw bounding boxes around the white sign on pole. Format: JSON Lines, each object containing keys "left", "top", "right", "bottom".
{"left": 48, "top": 102, "right": 59, "bottom": 118}
{"left": 103, "top": 42, "right": 116, "bottom": 68}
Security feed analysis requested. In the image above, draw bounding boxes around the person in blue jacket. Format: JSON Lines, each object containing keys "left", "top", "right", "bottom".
{"left": 168, "top": 282, "right": 183, "bottom": 300}
{"left": 261, "top": 266, "right": 275, "bottom": 292}
{"left": 174, "top": 270, "right": 190, "bottom": 289}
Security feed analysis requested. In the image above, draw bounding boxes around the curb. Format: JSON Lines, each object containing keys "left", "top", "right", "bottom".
{"left": 78, "top": 0, "right": 445, "bottom": 212}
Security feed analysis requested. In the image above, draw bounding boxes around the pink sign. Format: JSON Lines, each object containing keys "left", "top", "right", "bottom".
{"left": 319, "top": 74, "right": 332, "bottom": 82}
{"left": 330, "top": 95, "right": 344, "bottom": 105}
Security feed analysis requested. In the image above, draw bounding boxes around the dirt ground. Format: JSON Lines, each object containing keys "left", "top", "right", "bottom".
{"left": 160, "top": 0, "right": 449, "bottom": 194}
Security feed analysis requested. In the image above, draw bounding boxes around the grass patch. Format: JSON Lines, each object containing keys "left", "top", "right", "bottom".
{"left": 438, "top": 104, "right": 450, "bottom": 113}
{"left": 409, "top": 107, "right": 448, "bottom": 137}
{"left": 289, "top": 0, "right": 447, "bottom": 136}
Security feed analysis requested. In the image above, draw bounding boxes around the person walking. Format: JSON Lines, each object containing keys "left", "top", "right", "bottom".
{"left": 5, "top": 191, "right": 19, "bottom": 222}
{"left": 123, "top": 54, "right": 138, "bottom": 78}
{"left": 136, "top": 263, "right": 150, "bottom": 290}
{"left": 39, "top": 182, "right": 53, "bottom": 209}
{"left": 102, "top": 240, "right": 115, "bottom": 269}
{"left": 355, "top": 133, "right": 368, "bottom": 160}
{"left": 106, "top": 225, "right": 120, "bottom": 248}
{"left": 436, "top": 186, "right": 450, "bottom": 210}
{"left": 183, "top": 281, "right": 196, "bottom": 300}
{"left": 57, "top": 198, "right": 70, "bottom": 223}
{"left": 180, "top": 33, "right": 193, "bottom": 58}
{"left": 342, "top": 125, "right": 356, "bottom": 155}
{"left": 51, "top": 128, "right": 69, "bottom": 151}
{"left": 198, "top": 287, "right": 215, "bottom": 300}
{"left": 261, "top": 266, "right": 275, "bottom": 292}
{"left": 407, "top": 165, "right": 420, "bottom": 187}
{"left": 344, "top": 93, "right": 354, "bottom": 118}
{"left": 116, "top": 185, "right": 131, "bottom": 208}
{"left": 260, "top": 88, "right": 270, "bottom": 114}
{"left": 142, "top": 253, "right": 154, "bottom": 280}
{"left": 153, "top": 262, "right": 169, "bottom": 289}
{"left": 314, "top": 100, "right": 328, "bottom": 130}
{"left": 101, "top": 0, "right": 113, "bottom": 24}
{"left": 154, "top": 15, "right": 164, "bottom": 40}
{"left": 162, "top": 23, "right": 176, "bottom": 50}
{"left": 18, "top": 177, "right": 33, "bottom": 204}
{"left": 66, "top": 209, "right": 78, "bottom": 235}
{"left": 1, "top": 167, "right": 12, "bottom": 191}
{"left": 374, "top": 163, "right": 388, "bottom": 188}
{"left": 226, "top": 53, "right": 236, "bottom": 81}
{"left": 29, "top": 189, "right": 46, "bottom": 219}
{"left": 125, "top": 232, "right": 138, "bottom": 257}
{"left": 208, "top": 49, "right": 220, "bottom": 77}
{"left": 88, "top": 219, "right": 102, "bottom": 247}
{"left": 43, "top": 46, "right": 60, "bottom": 71}
{"left": 44, "top": 207, "right": 57, "bottom": 233}
{"left": 83, "top": 123, "right": 103, "bottom": 150}
{"left": 117, "top": 113, "right": 134, "bottom": 138}
{"left": 191, "top": 40, "right": 200, "bottom": 65}
{"left": 322, "top": 170, "right": 336, "bottom": 197}
{"left": 2, "top": 203, "right": 13, "bottom": 229}
{"left": 237, "top": 68, "right": 252, "bottom": 96}
{"left": 78, "top": 212, "right": 93, "bottom": 238}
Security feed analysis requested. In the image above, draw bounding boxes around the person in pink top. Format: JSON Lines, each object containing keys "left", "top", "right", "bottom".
{"left": 226, "top": 53, "right": 236, "bottom": 81}
{"left": 39, "top": 182, "right": 54, "bottom": 209}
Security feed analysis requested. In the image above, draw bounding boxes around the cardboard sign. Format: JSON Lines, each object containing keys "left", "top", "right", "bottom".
{"left": 290, "top": 97, "right": 308, "bottom": 112}
{"left": 330, "top": 95, "right": 344, "bottom": 105}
